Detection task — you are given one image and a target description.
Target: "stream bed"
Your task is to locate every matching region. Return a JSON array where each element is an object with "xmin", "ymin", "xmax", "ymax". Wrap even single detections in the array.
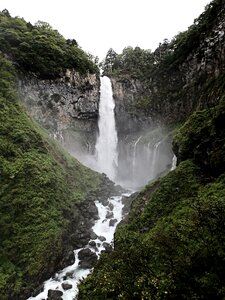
[{"xmin": 28, "ymin": 193, "xmax": 130, "ymax": 300}]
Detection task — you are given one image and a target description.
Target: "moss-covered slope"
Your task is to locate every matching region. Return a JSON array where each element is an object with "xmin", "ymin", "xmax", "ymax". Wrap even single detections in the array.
[{"xmin": 0, "ymin": 53, "xmax": 110, "ymax": 299}]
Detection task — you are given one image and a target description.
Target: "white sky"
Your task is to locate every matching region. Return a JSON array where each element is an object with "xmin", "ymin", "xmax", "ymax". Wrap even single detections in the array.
[{"xmin": 0, "ymin": 0, "xmax": 211, "ymax": 60}]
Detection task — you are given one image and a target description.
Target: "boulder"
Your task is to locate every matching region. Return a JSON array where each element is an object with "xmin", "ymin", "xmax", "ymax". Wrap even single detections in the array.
[
  {"xmin": 62, "ymin": 282, "xmax": 73, "ymax": 290},
  {"xmin": 78, "ymin": 248, "xmax": 98, "ymax": 268},
  {"xmin": 102, "ymin": 242, "xmax": 112, "ymax": 252},
  {"xmin": 106, "ymin": 211, "xmax": 114, "ymax": 219},
  {"xmin": 109, "ymin": 219, "xmax": 117, "ymax": 227},
  {"xmin": 98, "ymin": 235, "xmax": 106, "ymax": 242},
  {"xmin": 47, "ymin": 289, "xmax": 63, "ymax": 300},
  {"xmin": 89, "ymin": 240, "xmax": 96, "ymax": 247}
]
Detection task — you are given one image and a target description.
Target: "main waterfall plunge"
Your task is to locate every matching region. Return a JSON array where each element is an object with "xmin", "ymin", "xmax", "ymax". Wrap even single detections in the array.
[
  {"xmin": 95, "ymin": 76, "xmax": 118, "ymax": 181},
  {"xmin": 67, "ymin": 75, "xmax": 174, "ymax": 189}
]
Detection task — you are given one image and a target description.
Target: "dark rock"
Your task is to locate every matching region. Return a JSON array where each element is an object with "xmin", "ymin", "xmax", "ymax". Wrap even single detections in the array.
[
  {"xmin": 102, "ymin": 242, "xmax": 112, "ymax": 252},
  {"xmin": 99, "ymin": 236, "xmax": 106, "ymax": 242},
  {"xmin": 63, "ymin": 271, "xmax": 74, "ymax": 280},
  {"xmin": 89, "ymin": 240, "xmax": 96, "ymax": 247},
  {"xmin": 108, "ymin": 202, "xmax": 114, "ymax": 211},
  {"xmin": 78, "ymin": 248, "xmax": 98, "ymax": 268},
  {"xmin": 47, "ymin": 289, "xmax": 63, "ymax": 300},
  {"xmin": 63, "ymin": 250, "xmax": 75, "ymax": 266},
  {"xmin": 101, "ymin": 198, "xmax": 109, "ymax": 206},
  {"xmin": 62, "ymin": 282, "xmax": 73, "ymax": 290},
  {"xmin": 109, "ymin": 218, "xmax": 117, "ymax": 227},
  {"xmin": 90, "ymin": 230, "xmax": 98, "ymax": 240},
  {"xmin": 106, "ymin": 211, "xmax": 114, "ymax": 219},
  {"xmin": 122, "ymin": 193, "xmax": 136, "ymax": 216}
]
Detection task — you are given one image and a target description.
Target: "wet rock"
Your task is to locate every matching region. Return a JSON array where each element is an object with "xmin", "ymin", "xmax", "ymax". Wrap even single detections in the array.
[
  {"xmin": 109, "ymin": 218, "xmax": 117, "ymax": 227},
  {"xmin": 47, "ymin": 289, "xmax": 63, "ymax": 300},
  {"xmin": 101, "ymin": 198, "xmax": 109, "ymax": 206},
  {"xmin": 63, "ymin": 271, "xmax": 74, "ymax": 280},
  {"xmin": 99, "ymin": 235, "xmax": 106, "ymax": 242},
  {"xmin": 108, "ymin": 202, "xmax": 114, "ymax": 211},
  {"xmin": 31, "ymin": 284, "xmax": 44, "ymax": 297},
  {"xmin": 106, "ymin": 211, "xmax": 114, "ymax": 219},
  {"xmin": 122, "ymin": 193, "xmax": 136, "ymax": 216},
  {"xmin": 89, "ymin": 240, "xmax": 96, "ymax": 247},
  {"xmin": 90, "ymin": 230, "xmax": 98, "ymax": 240},
  {"xmin": 102, "ymin": 242, "xmax": 112, "ymax": 252},
  {"xmin": 62, "ymin": 282, "xmax": 73, "ymax": 290},
  {"xmin": 78, "ymin": 248, "xmax": 98, "ymax": 269},
  {"xmin": 63, "ymin": 250, "xmax": 75, "ymax": 266}
]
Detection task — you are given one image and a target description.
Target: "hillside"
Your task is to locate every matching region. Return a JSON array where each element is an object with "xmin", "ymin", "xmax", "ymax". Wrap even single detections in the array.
[{"xmin": 78, "ymin": 0, "xmax": 225, "ymax": 299}]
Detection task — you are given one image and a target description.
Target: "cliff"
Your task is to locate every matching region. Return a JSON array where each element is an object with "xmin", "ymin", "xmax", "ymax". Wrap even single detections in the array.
[{"xmin": 18, "ymin": 69, "xmax": 100, "ymax": 156}]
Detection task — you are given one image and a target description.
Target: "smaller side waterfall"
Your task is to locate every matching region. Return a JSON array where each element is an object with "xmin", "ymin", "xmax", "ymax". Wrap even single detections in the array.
[
  {"xmin": 95, "ymin": 76, "xmax": 118, "ymax": 181},
  {"xmin": 132, "ymin": 136, "xmax": 142, "ymax": 179},
  {"xmin": 171, "ymin": 154, "xmax": 177, "ymax": 170},
  {"xmin": 151, "ymin": 140, "xmax": 162, "ymax": 178}
]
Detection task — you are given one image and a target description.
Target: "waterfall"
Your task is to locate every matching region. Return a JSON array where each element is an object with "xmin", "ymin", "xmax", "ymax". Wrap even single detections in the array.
[
  {"xmin": 132, "ymin": 136, "xmax": 142, "ymax": 180},
  {"xmin": 151, "ymin": 140, "xmax": 162, "ymax": 179},
  {"xmin": 171, "ymin": 154, "xmax": 177, "ymax": 170},
  {"xmin": 95, "ymin": 76, "xmax": 118, "ymax": 181}
]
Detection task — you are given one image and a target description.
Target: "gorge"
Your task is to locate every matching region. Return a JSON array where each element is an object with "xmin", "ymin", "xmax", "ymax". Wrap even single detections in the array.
[{"xmin": 1, "ymin": 0, "xmax": 225, "ymax": 299}]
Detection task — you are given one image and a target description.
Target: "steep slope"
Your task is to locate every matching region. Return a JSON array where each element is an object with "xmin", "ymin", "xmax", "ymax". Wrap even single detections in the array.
[
  {"xmin": 0, "ymin": 53, "xmax": 114, "ymax": 299},
  {"xmin": 78, "ymin": 1, "xmax": 225, "ymax": 299}
]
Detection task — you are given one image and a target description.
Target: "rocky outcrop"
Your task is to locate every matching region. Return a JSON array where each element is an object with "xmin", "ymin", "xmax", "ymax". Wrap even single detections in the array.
[
  {"xmin": 17, "ymin": 69, "xmax": 100, "ymax": 155},
  {"xmin": 111, "ymin": 77, "xmax": 152, "ymax": 138}
]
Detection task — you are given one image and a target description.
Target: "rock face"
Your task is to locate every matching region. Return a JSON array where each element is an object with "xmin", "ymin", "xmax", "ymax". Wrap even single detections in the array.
[
  {"xmin": 17, "ymin": 69, "xmax": 100, "ymax": 157},
  {"xmin": 111, "ymin": 77, "xmax": 152, "ymax": 138}
]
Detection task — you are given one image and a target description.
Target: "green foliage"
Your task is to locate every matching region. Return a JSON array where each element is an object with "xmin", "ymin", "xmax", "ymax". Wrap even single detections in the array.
[
  {"xmin": 0, "ymin": 12, "xmax": 98, "ymax": 78},
  {"xmin": 0, "ymin": 53, "xmax": 103, "ymax": 298},
  {"xmin": 173, "ymin": 95, "xmax": 225, "ymax": 176},
  {"xmin": 101, "ymin": 46, "xmax": 153, "ymax": 79}
]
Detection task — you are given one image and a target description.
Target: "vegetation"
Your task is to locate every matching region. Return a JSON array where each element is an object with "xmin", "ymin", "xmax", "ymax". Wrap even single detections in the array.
[
  {"xmin": 0, "ymin": 53, "xmax": 104, "ymax": 299},
  {"xmin": 0, "ymin": 9, "xmax": 98, "ymax": 79}
]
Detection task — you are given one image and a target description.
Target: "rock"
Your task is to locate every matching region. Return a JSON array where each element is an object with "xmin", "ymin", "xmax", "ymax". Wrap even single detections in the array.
[
  {"xmin": 47, "ymin": 289, "xmax": 63, "ymax": 300},
  {"xmin": 89, "ymin": 240, "xmax": 96, "ymax": 247},
  {"xmin": 63, "ymin": 271, "xmax": 74, "ymax": 280},
  {"xmin": 64, "ymin": 250, "xmax": 75, "ymax": 266},
  {"xmin": 78, "ymin": 248, "xmax": 98, "ymax": 269},
  {"xmin": 109, "ymin": 218, "xmax": 117, "ymax": 227},
  {"xmin": 62, "ymin": 282, "xmax": 73, "ymax": 290},
  {"xmin": 101, "ymin": 198, "xmax": 109, "ymax": 206},
  {"xmin": 108, "ymin": 202, "xmax": 114, "ymax": 211},
  {"xmin": 90, "ymin": 230, "xmax": 98, "ymax": 240},
  {"xmin": 102, "ymin": 242, "xmax": 112, "ymax": 252},
  {"xmin": 99, "ymin": 235, "xmax": 106, "ymax": 242},
  {"xmin": 106, "ymin": 211, "xmax": 114, "ymax": 219}
]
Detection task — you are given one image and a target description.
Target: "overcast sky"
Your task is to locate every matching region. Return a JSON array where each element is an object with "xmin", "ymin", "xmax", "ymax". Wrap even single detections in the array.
[{"xmin": 0, "ymin": 0, "xmax": 211, "ymax": 60}]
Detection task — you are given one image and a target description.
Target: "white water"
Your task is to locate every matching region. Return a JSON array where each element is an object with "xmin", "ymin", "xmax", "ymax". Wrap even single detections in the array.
[
  {"xmin": 171, "ymin": 154, "xmax": 177, "ymax": 170},
  {"xmin": 27, "ymin": 194, "xmax": 129, "ymax": 300},
  {"xmin": 132, "ymin": 136, "xmax": 142, "ymax": 179},
  {"xmin": 95, "ymin": 76, "xmax": 118, "ymax": 181},
  {"xmin": 151, "ymin": 140, "xmax": 162, "ymax": 178}
]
